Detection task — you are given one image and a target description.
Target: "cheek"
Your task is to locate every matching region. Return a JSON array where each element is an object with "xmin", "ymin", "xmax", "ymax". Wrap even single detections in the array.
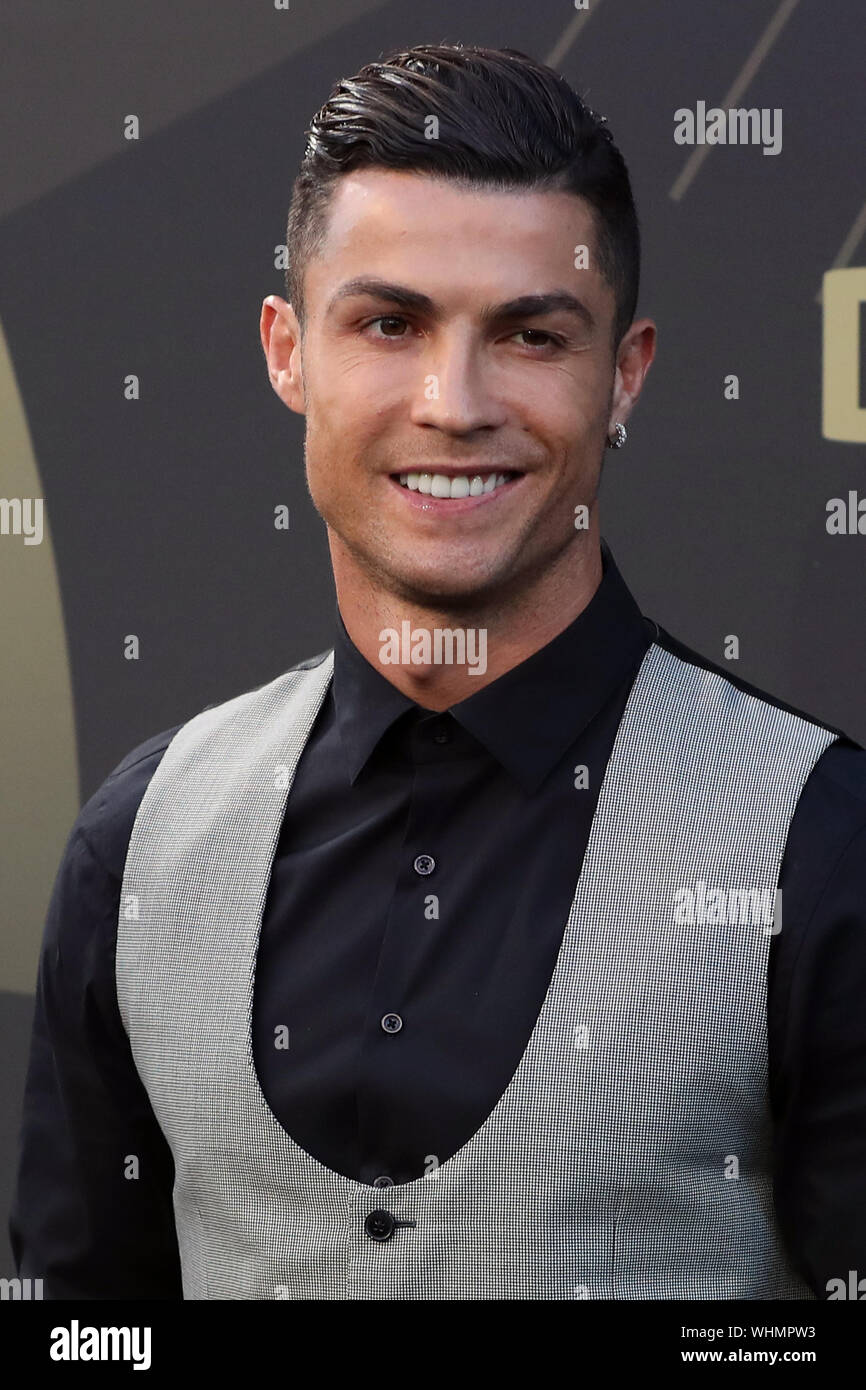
[
  {"xmin": 307, "ymin": 362, "xmax": 386, "ymax": 442},
  {"xmin": 523, "ymin": 363, "xmax": 604, "ymax": 424},
  {"xmin": 522, "ymin": 399, "xmax": 601, "ymax": 462},
  {"xmin": 303, "ymin": 403, "xmax": 375, "ymax": 506}
]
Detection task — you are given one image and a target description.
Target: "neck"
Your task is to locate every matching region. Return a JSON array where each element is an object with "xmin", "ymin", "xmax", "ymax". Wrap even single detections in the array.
[{"xmin": 331, "ymin": 531, "xmax": 604, "ymax": 711}]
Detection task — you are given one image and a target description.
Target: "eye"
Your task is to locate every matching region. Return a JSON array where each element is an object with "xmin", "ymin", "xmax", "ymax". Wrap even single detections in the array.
[
  {"xmin": 512, "ymin": 329, "xmax": 563, "ymax": 351},
  {"xmin": 358, "ymin": 318, "xmax": 564, "ymax": 351},
  {"xmin": 361, "ymin": 315, "xmax": 411, "ymax": 341}
]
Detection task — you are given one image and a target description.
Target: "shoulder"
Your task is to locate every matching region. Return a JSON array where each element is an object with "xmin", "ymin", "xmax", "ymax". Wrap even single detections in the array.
[
  {"xmin": 72, "ymin": 723, "xmax": 186, "ymax": 884},
  {"xmin": 651, "ymin": 620, "xmax": 866, "ymax": 831},
  {"xmin": 652, "ymin": 623, "xmax": 857, "ymax": 743},
  {"xmin": 75, "ymin": 650, "xmax": 334, "ymax": 881}
]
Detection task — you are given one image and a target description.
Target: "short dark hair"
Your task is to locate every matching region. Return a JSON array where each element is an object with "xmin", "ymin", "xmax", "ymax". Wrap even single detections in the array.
[{"xmin": 285, "ymin": 42, "xmax": 641, "ymax": 355}]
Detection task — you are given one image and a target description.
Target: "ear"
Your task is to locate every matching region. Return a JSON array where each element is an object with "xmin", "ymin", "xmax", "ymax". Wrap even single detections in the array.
[
  {"xmin": 608, "ymin": 317, "xmax": 656, "ymax": 432},
  {"xmin": 259, "ymin": 295, "xmax": 306, "ymax": 415}
]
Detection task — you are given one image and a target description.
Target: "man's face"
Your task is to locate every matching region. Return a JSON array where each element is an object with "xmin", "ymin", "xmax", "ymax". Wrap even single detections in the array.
[{"xmin": 265, "ymin": 169, "xmax": 650, "ymax": 610}]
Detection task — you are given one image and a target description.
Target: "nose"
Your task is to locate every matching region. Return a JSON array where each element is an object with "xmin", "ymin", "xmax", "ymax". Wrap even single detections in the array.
[{"xmin": 408, "ymin": 331, "xmax": 508, "ymax": 435}]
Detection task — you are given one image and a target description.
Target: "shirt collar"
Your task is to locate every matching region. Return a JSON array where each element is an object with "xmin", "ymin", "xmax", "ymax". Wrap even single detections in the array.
[{"xmin": 331, "ymin": 537, "xmax": 654, "ymax": 794}]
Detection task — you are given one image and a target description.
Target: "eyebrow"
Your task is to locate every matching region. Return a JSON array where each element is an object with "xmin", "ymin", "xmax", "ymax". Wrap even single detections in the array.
[{"xmin": 325, "ymin": 277, "xmax": 597, "ymax": 332}]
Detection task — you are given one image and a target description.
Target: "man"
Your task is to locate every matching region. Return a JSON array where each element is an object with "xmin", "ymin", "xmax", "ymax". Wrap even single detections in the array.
[{"xmin": 10, "ymin": 42, "xmax": 866, "ymax": 1300}]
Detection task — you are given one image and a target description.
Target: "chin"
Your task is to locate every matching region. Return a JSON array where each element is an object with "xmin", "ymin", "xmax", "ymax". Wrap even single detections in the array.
[{"xmin": 386, "ymin": 564, "xmax": 504, "ymax": 610}]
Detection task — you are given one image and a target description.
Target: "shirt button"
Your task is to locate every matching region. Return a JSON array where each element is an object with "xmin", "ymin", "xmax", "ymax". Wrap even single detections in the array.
[
  {"xmin": 381, "ymin": 1013, "xmax": 403, "ymax": 1034},
  {"xmin": 373, "ymin": 1175, "xmax": 394, "ymax": 1188},
  {"xmin": 364, "ymin": 1209, "xmax": 396, "ymax": 1242},
  {"xmin": 413, "ymin": 854, "xmax": 435, "ymax": 875},
  {"xmin": 432, "ymin": 721, "xmax": 450, "ymax": 744}
]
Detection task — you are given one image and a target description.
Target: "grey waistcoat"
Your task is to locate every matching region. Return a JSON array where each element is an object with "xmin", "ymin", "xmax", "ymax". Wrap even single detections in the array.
[{"xmin": 116, "ymin": 640, "xmax": 836, "ymax": 1299}]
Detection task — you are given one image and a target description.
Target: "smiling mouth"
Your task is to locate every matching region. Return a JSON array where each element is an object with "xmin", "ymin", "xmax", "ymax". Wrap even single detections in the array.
[{"xmin": 391, "ymin": 470, "xmax": 523, "ymax": 499}]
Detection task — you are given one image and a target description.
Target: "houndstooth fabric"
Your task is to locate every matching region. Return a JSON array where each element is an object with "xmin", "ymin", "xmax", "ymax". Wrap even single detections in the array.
[{"xmin": 116, "ymin": 641, "xmax": 837, "ymax": 1299}]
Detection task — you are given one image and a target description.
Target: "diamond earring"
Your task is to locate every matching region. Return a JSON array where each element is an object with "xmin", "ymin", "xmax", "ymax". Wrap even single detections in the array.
[{"xmin": 606, "ymin": 422, "xmax": 627, "ymax": 449}]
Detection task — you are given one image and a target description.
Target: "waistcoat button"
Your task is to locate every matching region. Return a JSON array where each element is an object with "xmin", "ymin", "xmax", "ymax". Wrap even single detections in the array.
[
  {"xmin": 364, "ymin": 1209, "xmax": 396, "ymax": 1242},
  {"xmin": 413, "ymin": 854, "xmax": 435, "ymax": 875},
  {"xmin": 381, "ymin": 1012, "xmax": 403, "ymax": 1034}
]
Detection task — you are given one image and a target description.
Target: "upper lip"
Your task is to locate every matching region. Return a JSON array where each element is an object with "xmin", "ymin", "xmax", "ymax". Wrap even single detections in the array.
[{"xmin": 388, "ymin": 465, "xmax": 524, "ymax": 477}]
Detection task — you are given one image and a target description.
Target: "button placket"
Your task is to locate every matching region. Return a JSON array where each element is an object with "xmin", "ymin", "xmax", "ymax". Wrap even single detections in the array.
[{"xmin": 353, "ymin": 731, "xmax": 454, "ymax": 1191}]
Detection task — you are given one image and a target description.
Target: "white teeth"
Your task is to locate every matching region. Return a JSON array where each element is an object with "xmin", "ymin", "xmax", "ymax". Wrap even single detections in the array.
[{"xmin": 397, "ymin": 472, "xmax": 512, "ymax": 498}]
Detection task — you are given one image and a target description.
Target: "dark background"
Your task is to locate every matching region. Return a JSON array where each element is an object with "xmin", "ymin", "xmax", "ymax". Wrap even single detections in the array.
[{"xmin": 1, "ymin": 0, "xmax": 864, "ymax": 1277}]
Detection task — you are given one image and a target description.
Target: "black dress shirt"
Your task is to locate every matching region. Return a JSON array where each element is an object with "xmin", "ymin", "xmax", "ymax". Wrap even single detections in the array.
[{"xmin": 9, "ymin": 538, "xmax": 866, "ymax": 1299}]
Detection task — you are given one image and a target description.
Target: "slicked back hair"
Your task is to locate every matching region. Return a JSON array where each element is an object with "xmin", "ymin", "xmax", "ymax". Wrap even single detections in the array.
[{"xmin": 285, "ymin": 42, "xmax": 641, "ymax": 356}]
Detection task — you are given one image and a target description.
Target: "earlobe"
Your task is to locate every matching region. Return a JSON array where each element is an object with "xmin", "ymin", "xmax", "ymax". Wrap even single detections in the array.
[{"xmin": 271, "ymin": 356, "xmax": 307, "ymax": 417}]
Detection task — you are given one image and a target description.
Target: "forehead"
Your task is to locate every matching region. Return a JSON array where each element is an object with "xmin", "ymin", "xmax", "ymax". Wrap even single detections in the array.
[{"xmin": 308, "ymin": 168, "xmax": 603, "ymax": 298}]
